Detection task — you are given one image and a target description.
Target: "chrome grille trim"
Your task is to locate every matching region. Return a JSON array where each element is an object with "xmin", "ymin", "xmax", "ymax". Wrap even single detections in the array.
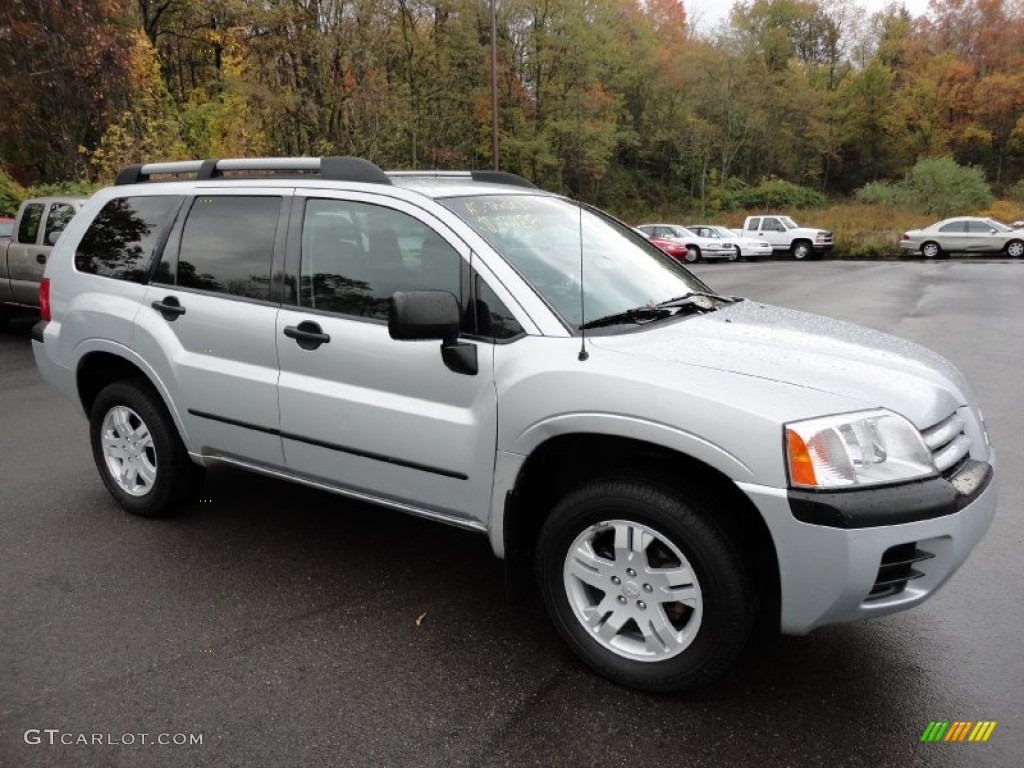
[
  {"xmin": 921, "ymin": 411, "xmax": 972, "ymax": 474},
  {"xmin": 922, "ymin": 414, "xmax": 966, "ymax": 450}
]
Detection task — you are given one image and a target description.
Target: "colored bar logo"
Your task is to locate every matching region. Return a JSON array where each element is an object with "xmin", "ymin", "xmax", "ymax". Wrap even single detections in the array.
[{"xmin": 921, "ymin": 721, "xmax": 997, "ymax": 742}]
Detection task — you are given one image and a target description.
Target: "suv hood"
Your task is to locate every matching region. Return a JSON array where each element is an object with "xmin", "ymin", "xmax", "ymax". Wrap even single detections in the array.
[{"xmin": 591, "ymin": 301, "xmax": 970, "ymax": 428}]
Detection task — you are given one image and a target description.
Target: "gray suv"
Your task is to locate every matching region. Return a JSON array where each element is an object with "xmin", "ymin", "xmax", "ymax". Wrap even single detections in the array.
[{"xmin": 32, "ymin": 157, "xmax": 997, "ymax": 692}]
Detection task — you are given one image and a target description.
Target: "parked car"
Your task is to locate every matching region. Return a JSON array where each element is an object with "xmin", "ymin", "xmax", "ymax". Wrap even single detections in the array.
[
  {"xmin": 1, "ymin": 196, "xmax": 87, "ymax": 328},
  {"xmin": 899, "ymin": 217, "xmax": 1024, "ymax": 258},
  {"xmin": 633, "ymin": 227, "xmax": 689, "ymax": 260},
  {"xmin": 686, "ymin": 224, "xmax": 773, "ymax": 260},
  {"xmin": 635, "ymin": 223, "xmax": 737, "ymax": 262},
  {"xmin": 739, "ymin": 215, "xmax": 833, "ymax": 259},
  {"xmin": 34, "ymin": 156, "xmax": 996, "ymax": 692}
]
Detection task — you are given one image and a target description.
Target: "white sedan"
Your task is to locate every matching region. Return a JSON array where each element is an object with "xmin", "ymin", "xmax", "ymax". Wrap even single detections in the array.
[
  {"xmin": 686, "ymin": 224, "xmax": 774, "ymax": 260},
  {"xmin": 900, "ymin": 217, "xmax": 1024, "ymax": 258},
  {"xmin": 635, "ymin": 223, "xmax": 737, "ymax": 262}
]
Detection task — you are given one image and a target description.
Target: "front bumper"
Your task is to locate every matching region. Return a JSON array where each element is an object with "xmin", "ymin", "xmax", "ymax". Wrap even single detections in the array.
[{"xmin": 738, "ymin": 452, "xmax": 997, "ymax": 634}]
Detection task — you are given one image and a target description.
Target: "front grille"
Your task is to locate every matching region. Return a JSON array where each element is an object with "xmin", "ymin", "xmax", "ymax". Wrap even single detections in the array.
[
  {"xmin": 867, "ymin": 543, "xmax": 934, "ymax": 600},
  {"xmin": 921, "ymin": 411, "xmax": 971, "ymax": 477}
]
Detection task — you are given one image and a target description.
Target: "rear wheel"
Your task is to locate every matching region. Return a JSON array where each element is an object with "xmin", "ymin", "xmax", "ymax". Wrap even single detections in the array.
[
  {"xmin": 535, "ymin": 479, "xmax": 753, "ymax": 692},
  {"xmin": 1006, "ymin": 239, "xmax": 1023, "ymax": 258},
  {"xmin": 921, "ymin": 241, "xmax": 941, "ymax": 259},
  {"xmin": 89, "ymin": 380, "xmax": 204, "ymax": 517}
]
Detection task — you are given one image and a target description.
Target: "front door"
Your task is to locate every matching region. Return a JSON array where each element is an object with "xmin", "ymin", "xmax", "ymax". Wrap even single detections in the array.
[{"xmin": 276, "ymin": 192, "xmax": 498, "ymax": 524}]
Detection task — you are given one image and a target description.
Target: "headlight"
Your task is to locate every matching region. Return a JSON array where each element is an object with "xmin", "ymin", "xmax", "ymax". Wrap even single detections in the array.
[{"xmin": 785, "ymin": 409, "xmax": 935, "ymax": 489}]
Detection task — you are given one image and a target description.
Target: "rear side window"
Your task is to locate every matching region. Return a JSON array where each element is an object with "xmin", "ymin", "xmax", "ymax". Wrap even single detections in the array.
[
  {"xmin": 18, "ymin": 203, "xmax": 44, "ymax": 244},
  {"xmin": 75, "ymin": 196, "xmax": 181, "ymax": 282},
  {"xmin": 176, "ymin": 196, "xmax": 281, "ymax": 300},
  {"xmin": 939, "ymin": 221, "xmax": 965, "ymax": 233}
]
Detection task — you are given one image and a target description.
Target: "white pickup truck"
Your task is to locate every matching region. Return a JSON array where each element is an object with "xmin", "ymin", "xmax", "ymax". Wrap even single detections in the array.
[
  {"xmin": 1, "ymin": 196, "xmax": 86, "ymax": 328},
  {"xmin": 739, "ymin": 215, "xmax": 833, "ymax": 260}
]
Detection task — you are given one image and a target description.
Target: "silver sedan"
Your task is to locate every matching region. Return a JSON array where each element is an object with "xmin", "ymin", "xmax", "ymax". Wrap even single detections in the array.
[{"xmin": 899, "ymin": 217, "xmax": 1024, "ymax": 258}]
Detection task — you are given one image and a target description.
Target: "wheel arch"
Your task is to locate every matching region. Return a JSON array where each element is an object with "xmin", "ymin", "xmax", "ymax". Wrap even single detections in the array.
[
  {"xmin": 76, "ymin": 347, "xmax": 192, "ymax": 450},
  {"xmin": 500, "ymin": 432, "xmax": 780, "ymax": 625}
]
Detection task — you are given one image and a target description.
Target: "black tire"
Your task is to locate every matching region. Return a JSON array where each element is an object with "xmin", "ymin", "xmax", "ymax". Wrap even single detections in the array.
[
  {"xmin": 1005, "ymin": 239, "xmax": 1024, "ymax": 259},
  {"xmin": 89, "ymin": 379, "xmax": 204, "ymax": 517},
  {"xmin": 535, "ymin": 479, "xmax": 753, "ymax": 692},
  {"xmin": 921, "ymin": 241, "xmax": 941, "ymax": 259},
  {"xmin": 791, "ymin": 240, "xmax": 812, "ymax": 260},
  {"xmin": 684, "ymin": 245, "xmax": 700, "ymax": 263}
]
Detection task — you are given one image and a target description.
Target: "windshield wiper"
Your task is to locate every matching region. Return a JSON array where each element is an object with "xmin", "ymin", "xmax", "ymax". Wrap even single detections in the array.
[
  {"xmin": 655, "ymin": 291, "xmax": 741, "ymax": 308},
  {"xmin": 578, "ymin": 306, "xmax": 673, "ymax": 330},
  {"xmin": 579, "ymin": 293, "xmax": 741, "ymax": 331}
]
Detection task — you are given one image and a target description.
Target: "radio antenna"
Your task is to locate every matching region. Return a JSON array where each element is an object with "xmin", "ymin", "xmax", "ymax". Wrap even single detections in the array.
[{"xmin": 575, "ymin": 56, "xmax": 589, "ymax": 362}]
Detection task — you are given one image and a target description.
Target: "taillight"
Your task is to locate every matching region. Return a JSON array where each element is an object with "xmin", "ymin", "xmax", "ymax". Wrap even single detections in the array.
[
  {"xmin": 40, "ymin": 277, "xmax": 51, "ymax": 321},
  {"xmin": 901, "ymin": 232, "xmax": 909, "ymax": 240}
]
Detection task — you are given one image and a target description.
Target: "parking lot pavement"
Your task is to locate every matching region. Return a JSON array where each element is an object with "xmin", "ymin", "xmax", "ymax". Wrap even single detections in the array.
[{"xmin": 2, "ymin": 261, "xmax": 1022, "ymax": 767}]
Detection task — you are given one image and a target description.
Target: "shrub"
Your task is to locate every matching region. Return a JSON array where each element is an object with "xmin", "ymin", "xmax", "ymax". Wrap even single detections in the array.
[
  {"xmin": 0, "ymin": 167, "xmax": 25, "ymax": 217},
  {"xmin": 718, "ymin": 178, "xmax": 827, "ymax": 211}
]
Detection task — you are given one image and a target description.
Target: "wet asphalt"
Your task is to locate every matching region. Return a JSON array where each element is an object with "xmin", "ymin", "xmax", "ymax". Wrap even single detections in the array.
[{"xmin": 1, "ymin": 260, "xmax": 1021, "ymax": 767}]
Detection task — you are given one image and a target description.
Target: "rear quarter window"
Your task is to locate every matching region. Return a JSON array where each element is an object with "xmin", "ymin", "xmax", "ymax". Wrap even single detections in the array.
[{"xmin": 75, "ymin": 196, "xmax": 183, "ymax": 283}]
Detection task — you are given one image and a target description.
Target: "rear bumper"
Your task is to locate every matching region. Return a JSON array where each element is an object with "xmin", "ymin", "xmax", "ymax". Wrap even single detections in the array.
[{"xmin": 738, "ymin": 452, "xmax": 997, "ymax": 634}]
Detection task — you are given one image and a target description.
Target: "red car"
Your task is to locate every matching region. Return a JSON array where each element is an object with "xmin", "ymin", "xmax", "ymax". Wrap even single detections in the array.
[{"xmin": 645, "ymin": 233, "xmax": 688, "ymax": 260}]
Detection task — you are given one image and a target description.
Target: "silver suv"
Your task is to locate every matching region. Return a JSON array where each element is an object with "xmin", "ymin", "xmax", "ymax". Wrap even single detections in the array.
[{"xmin": 32, "ymin": 157, "xmax": 997, "ymax": 692}]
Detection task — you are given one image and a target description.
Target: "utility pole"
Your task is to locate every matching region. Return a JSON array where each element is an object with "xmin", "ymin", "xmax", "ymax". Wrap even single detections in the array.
[{"xmin": 490, "ymin": 0, "xmax": 499, "ymax": 170}]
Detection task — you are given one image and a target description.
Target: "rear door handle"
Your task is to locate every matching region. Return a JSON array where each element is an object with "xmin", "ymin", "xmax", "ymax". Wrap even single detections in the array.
[
  {"xmin": 284, "ymin": 320, "xmax": 330, "ymax": 350},
  {"xmin": 152, "ymin": 296, "xmax": 186, "ymax": 321}
]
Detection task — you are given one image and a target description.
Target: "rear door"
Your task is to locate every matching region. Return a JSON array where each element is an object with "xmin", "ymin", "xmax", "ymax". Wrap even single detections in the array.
[
  {"xmin": 5, "ymin": 201, "xmax": 46, "ymax": 304},
  {"xmin": 135, "ymin": 190, "xmax": 289, "ymax": 468},
  {"xmin": 938, "ymin": 220, "xmax": 967, "ymax": 252},
  {"xmin": 275, "ymin": 191, "xmax": 499, "ymax": 524}
]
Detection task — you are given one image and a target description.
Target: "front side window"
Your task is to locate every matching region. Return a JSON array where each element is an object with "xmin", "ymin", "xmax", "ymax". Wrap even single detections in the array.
[
  {"xmin": 44, "ymin": 203, "xmax": 77, "ymax": 244},
  {"xmin": 175, "ymin": 196, "xmax": 281, "ymax": 300},
  {"xmin": 441, "ymin": 195, "xmax": 709, "ymax": 330},
  {"xmin": 762, "ymin": 218, "xmax": 784, "ymax": 232},
  {"xmin": 473, "ymin": 276, "xmax": 523, "ymax": 340},
  {"xmin": 18, "ymin": 203, "xmax": 44, "ymax": 244},
  {"xmin": 299, "ymin": 198, "xmax": 461, "ymax": 321},
  {"xmin": 75, "ymin": 196, "xmax": 181, "ymax": 282}
]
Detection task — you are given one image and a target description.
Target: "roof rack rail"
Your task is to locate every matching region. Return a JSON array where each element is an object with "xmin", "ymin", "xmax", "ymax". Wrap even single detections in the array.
[
  {"xmin": 114, "ymin": 156, "xmax": 392, "ymax": 186},
  {"xmin": 386, "ymin": 170, "xmax": 537, "ymax": 190}
]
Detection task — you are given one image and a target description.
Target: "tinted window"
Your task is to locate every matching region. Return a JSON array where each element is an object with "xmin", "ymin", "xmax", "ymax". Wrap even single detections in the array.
[
  {"xmin": 176, "ymin": 196, "xmax": 280, "ymax": 300},
  {"xmin": 474, "ymin": 276, "xmax": 523, "ymax": 340},
  {"xmin": 966, "ymin": 220, "xmax": 994, "ymax": 233},
  {"xmin": 762, "ymin": 218, "xmax": 784, "ymax": 232},
  {"xmin": 44, "ymin": 203, "xmax": 77, "ymax": 244},
  {"xmin": 18, "ymin": 203, "xmax": 44, "ymax": 244},
  {"xmin": 748, "ymin": 218, "xmax": 761, "ymax": 229},
  {"xmin": 300, "ymin": 199, "xmax": 461, "ymax": 321},
  {"xmin": 75, "ymin": 196, "xmax": 181, "ymax": 282},
  {"xmin": 939, "ymin": 221, "xmax": 965, "ymax": 233}
]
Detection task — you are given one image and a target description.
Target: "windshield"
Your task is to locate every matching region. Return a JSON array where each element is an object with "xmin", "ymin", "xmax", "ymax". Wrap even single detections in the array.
[
  {"xmin": 987, "ymin": 219, "xmax": 1013, "ymax": 232},
  {"xmin": 442, "ymin": 195, "xmax": 710, "ymax": 330},
  {"xmin": 779, "ymin": 217, "xmax": 798, "ymax": 230}
]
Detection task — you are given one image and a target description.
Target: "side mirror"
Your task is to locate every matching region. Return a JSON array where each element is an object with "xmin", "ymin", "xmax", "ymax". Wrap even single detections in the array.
[
  {"xmin": 389, "ymin": 291, "xmax": 477, "ymax": 376},
  {"xmin": 389, "ymin": 291, "xmax": 461, "ymax": 342},
  {"xmin": 46, "ymin": 230, "xmax": 62, "ymax": 245}
]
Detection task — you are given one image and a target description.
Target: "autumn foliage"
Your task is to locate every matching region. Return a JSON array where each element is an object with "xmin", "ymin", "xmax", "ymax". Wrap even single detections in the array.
[{"xmin": 2, "ymin": 0, "xmax": 1024, "ymax": 217}]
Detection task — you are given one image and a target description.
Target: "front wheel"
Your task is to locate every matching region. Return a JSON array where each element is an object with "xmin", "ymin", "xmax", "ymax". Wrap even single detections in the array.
[
  {"xmin": 684, "ymin": 245, "xmax": 700, "ymax": 263},
  {"xmin": 791, "ymin": 241, "xmax": 812, "ymax": 260},
  {"xmin": 535, "ymin": 479, "xmax": 753, "ymax": 692},
  {"xmin": 89, "ymin": 379, "xmax": 204, "ymax": 517}
]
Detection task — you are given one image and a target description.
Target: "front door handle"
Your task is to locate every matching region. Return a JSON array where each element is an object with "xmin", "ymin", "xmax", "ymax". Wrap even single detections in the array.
[
  {"xmin": 152, "ymin": 296, "xmax": 186, "ymax": 321},
  {"xmin": 284, "ymin": 320, "xmax": 330, "ymax": 350},
  {"xmin": 36, "ymin": 253, "xmax": 47, "ymax": 264}
]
